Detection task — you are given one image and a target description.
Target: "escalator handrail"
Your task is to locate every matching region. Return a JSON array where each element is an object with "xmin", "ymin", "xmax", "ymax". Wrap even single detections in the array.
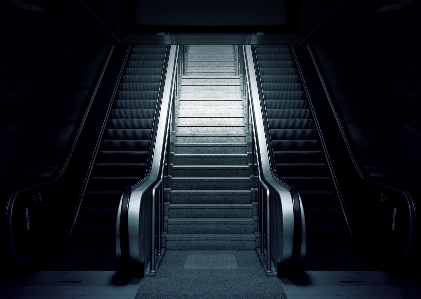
[
  {"xmin": 116, "ymin": 45, "xmax": 178, "ymax": 266},
  {"xmin": 4, "ymin": 45, "xmax": 120, "ymax": 265},
  {"xmin": 243, "ymin": 45, "xmax": 305, "ymax": 266},
  {"xmin": 295, "ymin": 44, "xmax": 417, "ymax": 265},
  {"xmin": 146, "ymin": 46, "xmax": 170, "ymax": 173}
]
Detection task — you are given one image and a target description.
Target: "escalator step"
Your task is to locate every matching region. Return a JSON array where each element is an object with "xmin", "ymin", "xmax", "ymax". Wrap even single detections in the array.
[
  {"xmin": 129, "ymin": 54, "xmax": 165, "ymax": 61},
  {"xmin": 110, "ymin": 108, "xmax": 156, "ymax": 119},
  {"xmin": 260, "ymin": 75, "xmax": 300, "ymax": 83},
  {"xmin": 88, "ymin": 176, "xmax": 143, "ymax": 191},
  {"xmin": 258, "ymin": 61, "xmax": 295, "ymax": 68},
  {"xmin": 107, "ymin": 118, "xmax": 154, "ymax": 129},
  {"xmin": 113, "ymin": 99, "xmax": 157, "ymax": 109},
  {"xmin": 279, "ymin": 176, "xmax": 334, "ymax": 191},
  {"xmin": 122, "ymin": 75, "xmax": 162, "ymax": 83},
  {"xmin": 117, "ymin": 91, "xmax": 159, "ymax": 101},
  {"xmin": 266, "ymin": 109, "xmax": 311, "ymax": 119},
  {"xmin": 271, "ymin": 139, "xmax": 320, "ymax": 151},
  {"xmin": 124, "ymin": 68, "xmax": 163, "ymax": 76},
  {"xmin": 274, "ymin": 150, "xmax": 325, "ymax": 163},
  {"xmin": 256, "ymin": 54, "xmax": 294, "ymax": 61},
  {"xmin": 127, "ymin": 61, "xmax": 164, "ymax": 68},
  {"xmin": 263, "ymin": 91, "xmax": 306, "ymax": 100},
  {"xmin": 83, "ymin": 190, "xmax": 123, "ymax": 206},
  {"xmin": 96, "ymin": 150, "xmax": 149, "ymax": 163},
  {"xmin": 254, "ymin": 48, "xmax": 291, "ymax": 54},
  {"xmin": 259, "ymin": 68, "xmax": 298, "ymax": 76},
  {"xmin": 262, "ymin": 83, "xmax": 302, "ymax": 91},
  {"xmin": 92, "ymin": 163, "xmax": 148, "ymax": 177},
  {"xmin": 268, "ymin": 119, "xmax": 314, "ymax": 129},
  {"xmin": 103, "ymin": 128, "xmax": 152, "ymax": 140},
  {"xmin": 100, "ymin": 140, "xmax": 150, "ymax": 151},
  {"xmin": 119, "ymin": 83, "xmax": 160, "ymax": 91},
  {"xmin": 269, "ymin": 128, "xmax": 317, "ymax": 140},
  {"xmin": 275, "ymin": 163, "xmax": 329, "ymax": 177}
]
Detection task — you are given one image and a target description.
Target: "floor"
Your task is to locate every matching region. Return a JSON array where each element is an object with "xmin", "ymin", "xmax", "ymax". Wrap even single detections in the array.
[{"xmin": 1, "ymin": 250, "xmax": 420, "ymax": 299}]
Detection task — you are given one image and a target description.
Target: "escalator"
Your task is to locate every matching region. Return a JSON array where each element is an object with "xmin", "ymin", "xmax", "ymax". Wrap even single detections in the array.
[
  {"xmin": 53, "ymin": 45, "xmax": 169, "ymax": 270},
  {"xmin": 254, "ymin": 45, "xmax": 376, "ymax": 270}
]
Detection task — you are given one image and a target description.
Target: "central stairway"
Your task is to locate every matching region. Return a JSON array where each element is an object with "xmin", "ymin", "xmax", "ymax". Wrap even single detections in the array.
[{"xmin": 164, "ymin": 45, "xmax": 258, "ymax": 250}]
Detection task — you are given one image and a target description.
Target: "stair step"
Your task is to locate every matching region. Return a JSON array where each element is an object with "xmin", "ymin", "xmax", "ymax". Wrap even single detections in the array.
[
  {"xmin": 169, "ymin": 190, "xmax": 252, "ymax": 204},
  {"xmin": 269, "ymin": 128, "xmax": 317, "ymax": 140},
  {"xmin": 176, "ymin": 135, "xmax": 247, "ymax": 143},
  {"xmin": 271, "ymin": 139, "xmax": 321, "ymax": 151},
  {"xmin": 274, "ymin": 163, "xmax": 330, "ymax": 176},
  {"xmin": 274, "ymin": 150, "xmax": 325, "ymax": 163},
  {"xmin": 172, "ymin": 165, "xmax": 250, "ymax": 177},
  {"xmin": 171, "ymin": 177, "xmax": 250, "ymax": 190},
  {"xmin": 279, "ymin": 176, "xmax": 334, "ymax": 191},
  {"xmin": 174, "ymin": 143, "xmax": 247, "ymax": 154},
  {"xmin": 165, "ymin": 234, "xmax": 256, "ymax": 250},
  {"xmin": 173, "ymin": 154, "xmax": 248, "ymax": 165},
  {"xmin": 177, "ymin": 117, "xmax": 244, "ymax": 126},
  {"xmin": 177, "ymin": 126, "xmax": 245, "ymax": 135},
  {"xmin": 92, "ymin": 163, "xmax": 148, "ymax": 176},
  {"xmin": 179, "ymin": 98, "xmax": 242, "ymax": 103},
  {"xmin": 167, "ymin": 218, "xmax": 255, "ymax": 234},
  {"xmin": 167, "ymin": 203, "xmax": 253, "ymax": 218}
]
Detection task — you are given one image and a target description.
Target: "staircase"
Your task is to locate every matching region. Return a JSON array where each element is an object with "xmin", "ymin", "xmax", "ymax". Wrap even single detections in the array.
[
  {"xmin": 164, "ymin": 45, "xmax": 257, "ymax": 250},
  {"xmin": 254, "ymin": 45, "xmax": 356, "ymax": 269},
  {"xmin": 64, "ymin": 46, "xmax": 167, "ymax": 269}
]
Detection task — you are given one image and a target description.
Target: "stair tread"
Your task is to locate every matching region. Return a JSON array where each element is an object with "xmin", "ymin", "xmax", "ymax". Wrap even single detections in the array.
[
  {"xmin": 169, "ymin": 203, "xmax": 253, "ymax": 208},
  {"xmin": 170, "ymin": 190, "xmax": 251, "ymax": 194},
  {"xmin": 166, "ymin": 234, "xmax": 255, "ymax": 239},
  {"xmin": 168, "ymin": 218, "xmax": 254, "ymax": 222}
]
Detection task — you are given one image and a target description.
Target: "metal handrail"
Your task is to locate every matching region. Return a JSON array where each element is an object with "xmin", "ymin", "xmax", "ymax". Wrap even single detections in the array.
[
  {"xmin": 240, "ymin": 45, "xmax": 306, "ymax": 274},
  {"xmin": 297, "ymin": 45, "xmax": 417, "ymax": 266},
  {"xmin": 4, "ymin": 45, "xmax": 126, "ymax": 266},
  {"xmin": 116, "ymin": 45, "xmax": 180, "ymax": 275}
]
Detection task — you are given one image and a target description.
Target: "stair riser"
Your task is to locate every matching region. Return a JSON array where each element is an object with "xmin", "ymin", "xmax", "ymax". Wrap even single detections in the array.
[
  {"xmin": 269, "ymin": 129, "xmax": 317, "ymax": 140},
  {"xmin": 92, "ymin": 164, "xmax": 147, "ymax": 177},
  {"xmin": 165, "ymin": 239, "xmax": 256, "ymax": 250},
  {"xmin": 167, "ymin": 222, "xmax": 255, "ymax": 234},
  {"xmin": 172, "ymin": 167, "xmax": 250, "ymax": 177},
  {"xmin": 177, "ymin": 118, "xmax": 244, "ymax": 126},
  {"xmin": 171, "ymin": 179, "xmax": 250, "ymax": 190},
  {"xmin": 274, "ymin": 151, "xmax": 325, "ymax": 163},
  {"xmin": 177, "ymin": 127, "xmax": 245, "ymax": 135},
  {"xmin": 177, "ymin": 109, "xmax": 244, "ymax": 118},
  {"xmin": 182, "ymin": 78, "xmax": 240, "ymax": 84},
  {"xmin": 275, "ymin": 164, "xmax": 330, "ymax": 177},
  {"xmin": 174, "ymin": 145, "xmax": 247, "ymax": 154},
  {"xmin": 271, "ymin": 140, "xmax": 321, "ymax": 151},
  {"xmin": 279, "ymin": 177, "xmax": 334, "ymax": 191},
  {"xmin": 88, "ymin": 177, "xmax": 142, "ymax": 191},
  {"xmin": 173, "ymin": 155, "xmax": 248, "ymax": 165},
  {"xmin": 168, "ymin": 191, "xmax": 252, "ymax": 204},
  {"xmin": 167, "ymin": 206, "xmax": 253, "ymax": 218},
  {"xmin": 176, "ymin": 136, "xmax": 247, "ymax": 143},
  {"xmin": 179, "ymin": 100, "xmax": 242, "ymax": 106}
]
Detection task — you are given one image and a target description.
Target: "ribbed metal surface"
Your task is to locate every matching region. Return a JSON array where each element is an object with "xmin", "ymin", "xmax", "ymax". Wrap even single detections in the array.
[
  {"xmin": 68, "ymin": 46, "xmax": 166, "ymax": 269},
  {"xmin": 256, "ymin": 45, "xmax": 353, "ymax": 270}
]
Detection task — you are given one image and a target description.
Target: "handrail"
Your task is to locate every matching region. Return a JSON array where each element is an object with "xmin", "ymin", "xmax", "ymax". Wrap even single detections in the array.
[
  {"xmin": 293, "ymin": 44, "xmax": 417, "ymax": 266},
  {"xmin": 146, "ymin": 46, "xmax": 170, "ymax": 173},
  {"xmin": 116, "ymin": 45, "xmax": 179, "ymax": 275},
  {"xmin": 4, "ymin": 45, "xmax": 126, "ymax": 266},
  {"xmin": 241, "ymin": 45, "xmax": 306, "ymax": 275}
]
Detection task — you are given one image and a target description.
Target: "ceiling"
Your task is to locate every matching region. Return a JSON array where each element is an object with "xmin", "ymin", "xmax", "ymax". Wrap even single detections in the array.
[{"xmin": 1, "ymin": 0, "xmax": 419, "ymax": 44}]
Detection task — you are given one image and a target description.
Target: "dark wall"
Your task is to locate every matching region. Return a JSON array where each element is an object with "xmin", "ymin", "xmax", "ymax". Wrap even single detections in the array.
[
  {"xmin": 0, "ymin": 7, "xmax": 107, "ymax": 199},
  {"xmin": 313, "ymin": 6, "xmax": 421, "ymax": 195}
]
